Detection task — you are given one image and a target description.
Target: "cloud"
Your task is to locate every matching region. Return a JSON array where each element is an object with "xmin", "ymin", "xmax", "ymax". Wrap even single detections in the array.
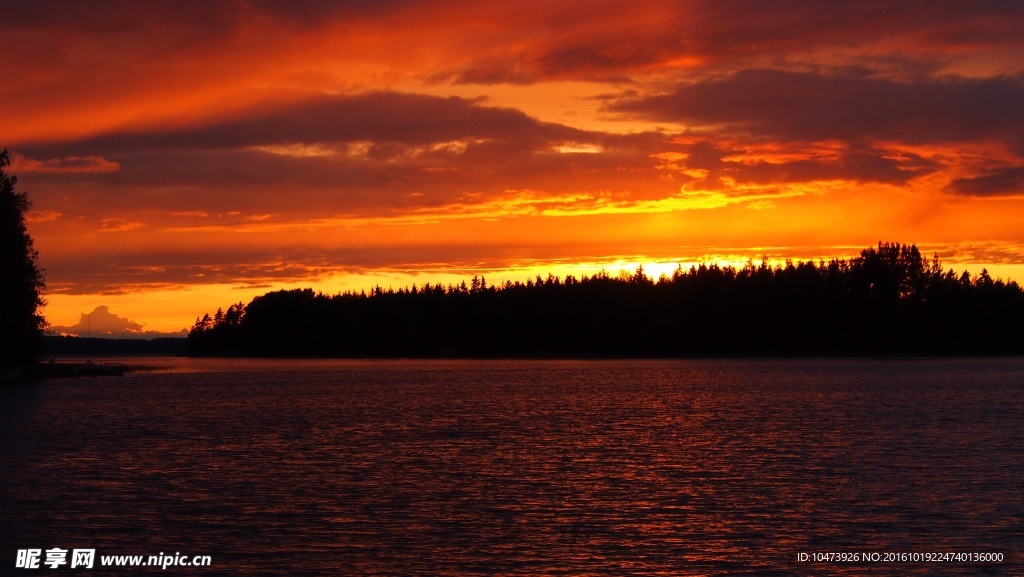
[
  {"xmin": 100, "ymin": 218, "xmax": 146, "ymax": 233},
  {"xmin": 9, "ymin": 153, "xmax": 120, "ymax": 174},
  {"xmin": 946, "ymin": 166, "xmax": 1024, "ymax": 196},
  {"xmin": 49, "ymin": 305, "xmax": 186, "ymax": 339},
  {"xmin": 733, "ymin": 148, "xmax": 936, "ymax": 186},
  {"xmin": 9, "ymin": 1, "xmax": 1022, "ymax": 149},
  {"xmin": 605, "ymin": 69, "xmax": 1024, "ymax": 193},
  {"xmin": 657, "ymin": 140, "xmax": 941, "ymax": 188},
  {"xmin": 608, "ymin": 69, "xmax": 1024, "ymax": 145},
  {"xmin": 17, "ymin": 93, "xmax": 677, "ymax": 218},
  {"xmin": 436, "ymin": 1, "xmax": 1024, "ymax": 84},
  {"xmin": 25, "ymin": 92, "xmax": 588, "ymax": 154},
  {"xmin": 6, "ymin": 0, "xmax": 425, "ymax": 33},
  {"xmin": 27, "ymin": 210, "xmax": 64, "ymax": 223}
]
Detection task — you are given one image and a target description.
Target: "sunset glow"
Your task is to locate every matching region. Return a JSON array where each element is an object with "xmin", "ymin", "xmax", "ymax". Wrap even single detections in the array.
[{"xmin": 6, "ymin": 1, "xmax": 1024, "ymax": 334}]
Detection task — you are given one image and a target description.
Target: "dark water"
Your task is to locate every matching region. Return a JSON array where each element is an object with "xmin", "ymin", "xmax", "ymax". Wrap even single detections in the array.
[{"xmin": 1, "ymin": 358, "xmax": 1021, "ymax": 575}]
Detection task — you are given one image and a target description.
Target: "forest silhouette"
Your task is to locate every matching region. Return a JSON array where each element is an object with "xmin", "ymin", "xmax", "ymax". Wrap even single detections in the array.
[{"xmin": 189, "ymin": 243, "xmax": 1024, "ymax": 358}]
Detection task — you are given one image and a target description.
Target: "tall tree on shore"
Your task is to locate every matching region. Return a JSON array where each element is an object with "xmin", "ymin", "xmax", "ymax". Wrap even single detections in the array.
[{"xmin": 1, "ymin": 149, "xmax": 47, "ymax": 368}]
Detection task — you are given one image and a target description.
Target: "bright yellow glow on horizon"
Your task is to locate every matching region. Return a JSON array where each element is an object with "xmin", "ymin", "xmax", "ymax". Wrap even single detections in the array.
[{"xmin": 43, "ymin": 255, "xmax": 1024, "ymax": 335}]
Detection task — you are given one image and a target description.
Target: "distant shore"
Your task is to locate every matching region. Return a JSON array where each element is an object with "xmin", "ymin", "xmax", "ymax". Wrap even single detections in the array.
[
  {"xmin": 187, "ymin": 244, "xmax": 1024, "ymax": 359},
  {"xmin": 41, "ymin": 335, "xmax": 188, "ymax": 357}
]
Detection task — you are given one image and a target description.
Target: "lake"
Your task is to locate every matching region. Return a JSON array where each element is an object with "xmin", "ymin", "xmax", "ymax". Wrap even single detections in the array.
[{"xmin": 1, "ymin": 358, "xmax": 1021, "ymax": 575}]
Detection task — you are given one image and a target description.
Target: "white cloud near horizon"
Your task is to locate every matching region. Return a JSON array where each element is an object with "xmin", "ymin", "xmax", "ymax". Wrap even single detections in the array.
[{"xmin": 50, "ymin": 305, "xmax": 187, "ymax": 339}]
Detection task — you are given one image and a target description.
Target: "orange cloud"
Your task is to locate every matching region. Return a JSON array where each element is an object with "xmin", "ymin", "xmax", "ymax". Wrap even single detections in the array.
[
  {"xmin": 100, "ymin": 218, "xmax": 146, "ymax": 233},
  {"xmin": 27, "ymin": 210, "xmax": 63, "ymax": 223},
  {"xmin": 9, "ymin": 153, "xmax": 120, "ymax": 174}
]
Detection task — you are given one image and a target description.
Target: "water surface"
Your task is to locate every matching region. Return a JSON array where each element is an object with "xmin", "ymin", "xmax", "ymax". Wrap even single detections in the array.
[{"xmin": 1, "ymin": 358, "xmax": 1021, "ymax": 575}]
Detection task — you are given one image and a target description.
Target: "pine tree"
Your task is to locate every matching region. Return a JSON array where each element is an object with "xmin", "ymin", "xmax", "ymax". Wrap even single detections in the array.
[{"xmin": 1, "ymin": 149, "xmax": 47, "ymax": 368}]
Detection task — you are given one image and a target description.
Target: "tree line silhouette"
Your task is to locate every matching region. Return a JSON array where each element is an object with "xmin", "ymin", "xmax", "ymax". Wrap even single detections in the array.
[{"xmin": 188, "ymin": 243, "xmax": 1024, "ymax": 357}]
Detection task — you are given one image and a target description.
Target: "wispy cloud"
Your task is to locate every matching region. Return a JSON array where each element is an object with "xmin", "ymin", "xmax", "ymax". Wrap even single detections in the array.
[
  {"xmin": 27, "ymin": 210, "xmax": 63, "ymax": 223},
  {"xmin": 10, "ymin": 152, "xmax": 120, "ymax": 174},
  {"xmin": 100, "ymin": 218, "xmax": 146, "ymax": 233}
]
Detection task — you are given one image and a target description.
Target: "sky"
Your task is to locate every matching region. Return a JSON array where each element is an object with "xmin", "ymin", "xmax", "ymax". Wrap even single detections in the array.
[{"xmin": 6, "ymin": 0, "xmax": 1024, "ymax": 336}]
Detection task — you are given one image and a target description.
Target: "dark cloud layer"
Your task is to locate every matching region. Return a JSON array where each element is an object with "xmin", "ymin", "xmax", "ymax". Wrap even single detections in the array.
[
  {"xmin": 610, "ymin": 70, "xmax": 1024, "ymax": 144},
  {"xmin": 652, "ymin": 140, "xmax": 940, "ymax": 193},
  {"xmin": 23, "ymin": 92, "xmax": 587, "ymax": 155},
  {"xmin": 443, "ymin": 0, "xmax": 1024, "ymax": 84},
  {"xmin": 7, "ymin": 0, "xmax": 422, "ymax": 34},
  {"xmin": 947, "ymin": 166, "xmax": 1024, "ymax": 196},
  {"xmin": 12, "ymin": 1, "xmax": 1024, "ymax": 91},
  {"xmin": 19, "ymin": 92, "xmax": 671, "ymax": 215},
  {"xmin": 732, "ymin": 146, "xmax": 935, "ymax": 187}
]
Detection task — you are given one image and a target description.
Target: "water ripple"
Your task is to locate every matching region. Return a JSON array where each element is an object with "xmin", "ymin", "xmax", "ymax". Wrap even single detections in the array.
[{"xmin": 1, "ymin": 358, "xmax": 1021, "ymax": 575}]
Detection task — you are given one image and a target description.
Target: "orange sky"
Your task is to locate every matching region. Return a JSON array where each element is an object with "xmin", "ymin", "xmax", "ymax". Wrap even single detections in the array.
[{"xmin": 5, "ymin": 1, "xmax": 1024, "ymax": 335}]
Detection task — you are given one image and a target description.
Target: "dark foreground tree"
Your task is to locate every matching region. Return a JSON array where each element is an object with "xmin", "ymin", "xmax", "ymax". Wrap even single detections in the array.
[{"xmin": 1, "ymin": 149, "xmax": 46, "ymax": 368}]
